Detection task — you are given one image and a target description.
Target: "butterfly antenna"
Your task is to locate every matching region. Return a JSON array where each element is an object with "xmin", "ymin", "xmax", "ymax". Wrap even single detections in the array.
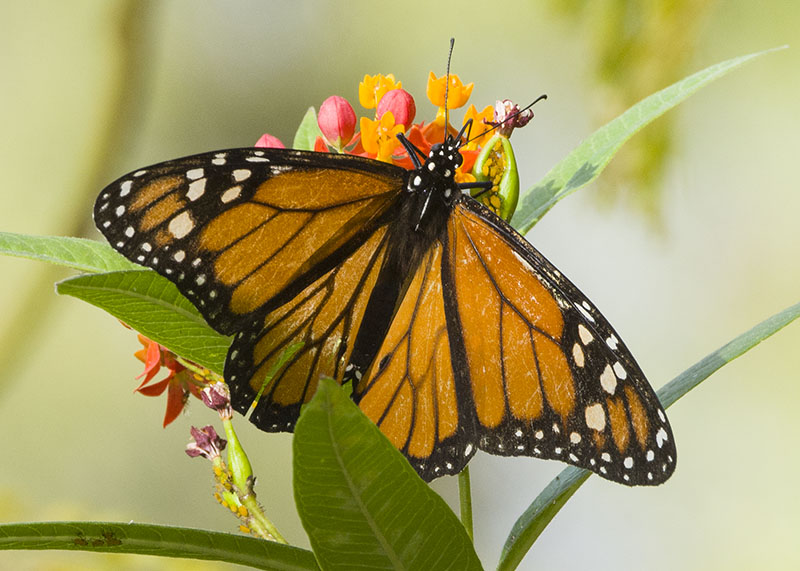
[
  {"xmin": 465, "ymin": 94, "xmax": 548, "ymax": 146},
  {"xmin": 444, "ymin": 38, "xmax": 455, "ymax": 142}
]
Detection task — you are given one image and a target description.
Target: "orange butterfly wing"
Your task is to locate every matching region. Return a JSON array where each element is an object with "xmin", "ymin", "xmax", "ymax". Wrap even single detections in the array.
[
  {"xmin": 95, "ymin": 148, "xmax": 407, "ymax": 427},
  {"xmin": 354, "ymin": 240, "xmax": 469, "ymax": 480},
  {"xmin": 355, "ymin": 196, "xmax": 675, "ymax": 484}
]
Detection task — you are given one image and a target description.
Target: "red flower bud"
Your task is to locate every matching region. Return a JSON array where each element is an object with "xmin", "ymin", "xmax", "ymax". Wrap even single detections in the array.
[
  {"xmin": 254, "ymin": 133, "xmax": 286, "ymax": 148},
  {"xmin": 318, "ymin": 95, "xmax": 356, "ymax": 149},
  {"xmin": 376, "ymin": 89, "xmax": 416, "ymax": 131}
]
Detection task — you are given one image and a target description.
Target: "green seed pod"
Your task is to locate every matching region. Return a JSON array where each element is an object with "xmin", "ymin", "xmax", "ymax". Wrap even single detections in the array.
[{"xmin": 471, "ymin": 133, "xmax": 519, "ymax": 222}]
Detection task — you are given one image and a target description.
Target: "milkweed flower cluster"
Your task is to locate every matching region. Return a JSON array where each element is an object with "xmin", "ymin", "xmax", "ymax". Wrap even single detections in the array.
[{"xmin": 257, "ymin": 71, "xmax": 536, "ymax": 221}]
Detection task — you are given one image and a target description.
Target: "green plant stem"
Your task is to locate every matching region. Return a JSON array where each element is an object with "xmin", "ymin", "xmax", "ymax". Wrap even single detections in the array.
[
  {"xmin": 458, "ymin": 466, "xmax": 473, "ymax": 541},
  {"xmin": 221, "ymin": 418, "xmax": 287, "ymax": 544},
  {"xmin": 240, "ymin": 491, "xmax": 287, "ymax": 544}
]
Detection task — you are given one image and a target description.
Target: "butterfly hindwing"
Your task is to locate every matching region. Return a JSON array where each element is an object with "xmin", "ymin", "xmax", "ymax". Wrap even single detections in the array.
[
  {"xmin": 226, "ymin": 225, "xmax": 394, "ymax": 430},
  {"xmin": 353, "ymin": 239, "xmax": 476, "ymax": 481}
]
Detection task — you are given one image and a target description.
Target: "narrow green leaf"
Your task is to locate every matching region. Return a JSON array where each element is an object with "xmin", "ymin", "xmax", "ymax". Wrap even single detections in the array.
[
  {"xmin": 0, "ymin": 232, "xmax": 139, "ymax": 273},
  {"xmin": 57, "ymin": 270, "xmax": 229, "ymax": 373},
  {"xmin": 511, "ymin": 47, "xmax": 786, "ymax": 234},
  {"xmin": 293, "ymin": 107, "xmax": 323, "ymax": 151},
  {"xmin": 0, "ymin": 521, "xmax": 318, "ymax": 570},
  {"xmin": 294, "ymin": 378, "xmax": 483, "ymax": 571},
  {"xmin": 497, "ymin": 300, "xmax": 800, "ymax": 571}
]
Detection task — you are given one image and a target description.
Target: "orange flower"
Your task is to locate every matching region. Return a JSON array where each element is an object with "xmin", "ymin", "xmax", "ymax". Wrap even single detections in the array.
[
  {"xmin": 358, "ymin": 74, "xmax": 402, "ymax": 110},
  {"xmin": 133, "ymin": 335, "xmax": 206, "ymax": 427},
  {"xmin": 462, "ymin": 104, "xmax": 495, "ymax": 150},
  {"xmin": 426, "ymin": 71, "xmax": 473, "ymax": 109},
  {"xmin": 360, "ymin": 112, "xmax": 404, "ymax": 163}
]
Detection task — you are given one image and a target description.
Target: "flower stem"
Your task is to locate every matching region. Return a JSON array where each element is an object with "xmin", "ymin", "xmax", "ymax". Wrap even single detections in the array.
[
  {"xmin": 458, "ymin": 466, "xmax": 473, "ymax": 541},
  {"xmin": 221, "ymin": 418, "xmax": 287, "ymax": 543}
]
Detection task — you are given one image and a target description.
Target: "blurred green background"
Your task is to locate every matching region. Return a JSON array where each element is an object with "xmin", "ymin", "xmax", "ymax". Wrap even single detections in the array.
[{"xmin": 1, "ymin": 1, "xmax": 799, "ymax": 569}]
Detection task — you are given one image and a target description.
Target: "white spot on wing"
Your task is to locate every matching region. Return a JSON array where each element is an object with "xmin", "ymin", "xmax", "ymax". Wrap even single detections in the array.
[
  {"xmin": 577, "ymin": 303, "xmax": 596, "ymax": 323},
  {"xmin": 186, "ymin": 178, "xmax": 206, "ymax": 201},
  {"xmin": 613, "ymin": 361, "xmax": 627, "ymax": 380},
  {"xmin": 186, "ymin": 168, "xmax": 204, "ymax": 180},
  {"xmin": 221, "ymin": 185, "xmax": 242, "ymax": 203},
  {"xmin": 585, "ymin": 403, "xmax": 606, "ymax": 431},
  {"xmin": 168, "ymin": 211, "xmax": 194, "ymax": 239},
  {"xmin": 572, "ymin": 343, "xmax": 585, "ymax": 367},
  {"xmin": 233, "ymin": 169, "xmax": 251, "ymax": 182},
  {"xmin": 656, "ymin": 427, "xmax": 668, "ymax": 448},
  {"xmin": 578, "ymin": 324, "xmax": 593, "ymax": 344},
  {"xmin": 120, "ymin": 180, "xmax": 133, "ymax": 196},
  {"xmin": 600, "ymin": 364, "xmax": 617, "ymax": 395}
]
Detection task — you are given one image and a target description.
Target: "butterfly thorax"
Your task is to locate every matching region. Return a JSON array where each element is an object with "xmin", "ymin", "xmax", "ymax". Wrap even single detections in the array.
[{"xmin": 404, "ymin": 138, "xmax": 463, "ymax": 233}]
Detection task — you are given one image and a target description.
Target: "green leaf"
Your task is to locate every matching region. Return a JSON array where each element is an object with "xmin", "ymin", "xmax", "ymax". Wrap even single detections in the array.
[
  {"xmin": 57, "ymin": 270, "xmax": 230, "ymax": 373},
  {"xmin": 293, "ymin": 107, "xmax": 323, "ymax": 151},
  {"xmin": 511, "ymin": 46, "xmax": 786, "ymax": 234},
  {"xmin": 0, "ymin": 521, "xmax": 319, "ymax": 570},
  {"xmin": 293, "ymin": 378, "xmax": 482, "ymax": 571},
  {"xmin": 0, "ymin": 232, "xmax": 139, "ymax": 273},
  {"xmin": 497, "ymin": 300, "xmax": 800, "ymax": 571}
]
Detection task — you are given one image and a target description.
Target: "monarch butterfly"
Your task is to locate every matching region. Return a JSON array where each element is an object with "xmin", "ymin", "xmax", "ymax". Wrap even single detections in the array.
[{"xmin": 94, "ymin": 101, "xmax": 675, "ymax": 487}]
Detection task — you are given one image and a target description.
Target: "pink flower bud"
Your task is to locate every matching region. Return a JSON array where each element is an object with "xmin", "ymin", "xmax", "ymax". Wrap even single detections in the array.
[
  {"xmin": 376, "ymin": 89, "xmax": 416, "ymax": 131},
  {"xmin": 318, "ymin": 95, "xmax": 356, "ymax": 149},
  {"xmin": 201, "ymin": 382, "xmax": 232, "ymax": 418},
  {"xmin": 254, "ymin": 133, "xmax": 286, "ymax": 148},
  {"xmin": 185, "ymin": 425, "xmax": 226, "ymax": 460},
  {"xmin": 492, "ymin": 99, "xmax": 534, "ymax": 137}
]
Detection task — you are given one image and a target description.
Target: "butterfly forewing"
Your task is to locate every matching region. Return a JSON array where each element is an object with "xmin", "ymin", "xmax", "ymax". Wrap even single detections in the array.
[
  {"xmin": 445, "ymin": 198, "xmax": 676, "ymax": 485},
  {"xmin": 94, "ymin": 148, "xmax": 406, "ymax": 335}
]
